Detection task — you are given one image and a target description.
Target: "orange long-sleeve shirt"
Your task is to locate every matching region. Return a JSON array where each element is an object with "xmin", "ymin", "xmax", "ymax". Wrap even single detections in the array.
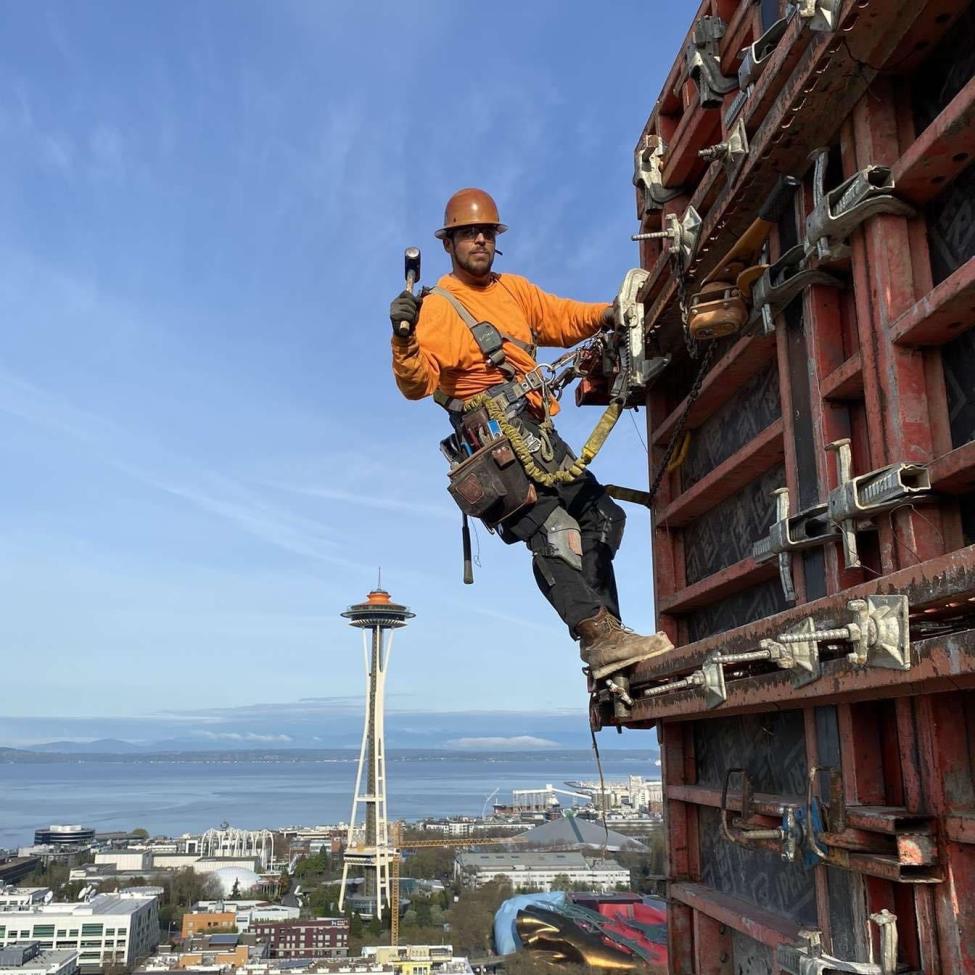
[{"xmin": 391, "ymin": 272, "xmax": 609, "ymax": 414}]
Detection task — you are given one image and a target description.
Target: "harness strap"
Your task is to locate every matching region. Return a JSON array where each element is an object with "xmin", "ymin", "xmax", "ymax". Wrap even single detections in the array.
[{"xmin": 433, "ymin": 372, "xmax": 548, "ymax": 415}]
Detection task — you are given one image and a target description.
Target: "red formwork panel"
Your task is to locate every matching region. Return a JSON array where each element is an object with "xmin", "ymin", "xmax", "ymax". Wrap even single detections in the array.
[{"xmin": 602, "ymin": 0, "xmax": 975, "ymax": 971}]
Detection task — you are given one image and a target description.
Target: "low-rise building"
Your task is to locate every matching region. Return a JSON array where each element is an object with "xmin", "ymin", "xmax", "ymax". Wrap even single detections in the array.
[
  {"xmin": 0, "ymin": 894, "xmax": 49, "ymax": 913},
  {"xmin": 181, "ymin": 914, "xmax": 237, "ymax": 939},
  {"xmin": 360, "ymin": 946, "xmax": 472, "ymax": 975},
  {"xmin": 0, "ymin": 942, "xmax": 79, "ymax": 975},
  {"xmin": 250, "ymin": 919, "xmax": 348, "ymax": 959},
  {"xmin": 136, "ymin": 934, "xmax": 268, "ymax": 973},
  {"xmin": 0, "ymin": 890, "xmax": 160, "ymax": 973},
  {"xmin": 32, "ymin": 830, "xmax": 94, "ymax": 851},
  {"xmin": 94, "ymin": 851, "xmax": 152, "ymax": 872},
  {"xmin": 454, "ymin": 852, "xmax": 630, "ymax": 892},
  {"xmin": 188, "ymin": 902, "xmax": 299, "ymax": 933}
]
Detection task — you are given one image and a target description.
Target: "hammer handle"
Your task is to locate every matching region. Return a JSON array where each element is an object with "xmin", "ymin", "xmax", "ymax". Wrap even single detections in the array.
[
  {"xmin": 395, "ymin": 270, "xmax": 418, "ymax": 338},
  {"xmin": 462, "ymin": 514, "xmax": 474, "ymax": 585}
]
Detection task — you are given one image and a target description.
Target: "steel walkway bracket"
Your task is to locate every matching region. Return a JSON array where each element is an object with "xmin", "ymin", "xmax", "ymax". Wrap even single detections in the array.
[
  {"xmin": 805, "ymin": 151, "xmax": 916, "ymax": 262},
  {"xmin": 633, "ymin": 135, "xmax": 684, "ymax": 214},
  {"xmin": 685, "ymin": 15, "xmax": 739, "ymax": 109},
  {"xmin": 778, "ymin": 913, "xmax": 899, "ymax": 974},
  {"xmin": 753, "ymin": 487, "xmax": 841, "ymax": 602},
  {"xmin": 827, "ymin": 438, "xmax": 933, "ymax": 569},
  {"xmin": 746, "ymin": 243, "xmax": 844, "ymax": 334},
  {"xmin": 738, "ymin": 12, "xmax": 793, "ymax": 91}
]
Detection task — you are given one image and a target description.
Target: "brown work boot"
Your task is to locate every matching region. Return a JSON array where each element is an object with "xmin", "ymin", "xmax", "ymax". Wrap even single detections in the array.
[{"xmin": 576, "ymin": 608, "xmax": 673, "ymax": 680}]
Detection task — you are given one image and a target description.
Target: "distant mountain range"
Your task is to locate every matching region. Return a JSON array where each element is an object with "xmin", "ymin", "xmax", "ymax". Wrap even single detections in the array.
[
  {"xmin": 0, "ymin": 744, "xmax": 659, "ymax": 764},
  {"xmin": 0, "ymin": 701, "xmax": 660, "ymax": 756}
]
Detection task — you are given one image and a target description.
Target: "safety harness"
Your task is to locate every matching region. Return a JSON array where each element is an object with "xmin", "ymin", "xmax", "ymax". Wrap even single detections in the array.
[{"xmin": 428, "ymin": 285, "xmax": 623, "ymax": 488}]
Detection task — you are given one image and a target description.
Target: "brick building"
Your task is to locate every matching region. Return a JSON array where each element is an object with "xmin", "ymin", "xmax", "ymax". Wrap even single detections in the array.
[
  {"xmin": 250, "ymin": 919, "xmax": 348, "ymax": 959},
  {"xmin": 179, "ymin": 912, "xmax": 236, "ymax": 939}
]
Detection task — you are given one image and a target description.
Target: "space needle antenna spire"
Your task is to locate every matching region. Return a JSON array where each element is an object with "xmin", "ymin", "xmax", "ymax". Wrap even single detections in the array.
[{"xmin": 338, "ymin": 582, "xmax": 414, "ymax": 921}]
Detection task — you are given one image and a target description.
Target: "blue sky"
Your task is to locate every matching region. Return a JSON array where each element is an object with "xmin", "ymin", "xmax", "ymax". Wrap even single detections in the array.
[{"xmin": 1, "ymin": 2, "xmax": 692, "ymax": 744}]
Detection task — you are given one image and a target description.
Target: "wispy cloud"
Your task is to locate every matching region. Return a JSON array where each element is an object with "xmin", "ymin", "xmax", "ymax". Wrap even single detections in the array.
[
  {"xmin": 269, "ymin": 483, "xmax": 455, "ymax": 522},
  {"xmin": 200, "ymin": 731, "xmax": 294, "ymax": 743},
  {"xmin": 0, "ymin": 363, "xmax": 373, "ymax": 569},
  {"xmin": 445, "ymin": 736, "xmax": 560, "ymax": 750}
]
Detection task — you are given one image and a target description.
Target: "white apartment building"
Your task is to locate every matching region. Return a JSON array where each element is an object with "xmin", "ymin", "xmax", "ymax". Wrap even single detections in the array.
[
  {"xmin": 454, "ymin": 852, "xmax": 630, "ymax": 892},
  {"xmin": 0, "ymin": 891, "xmax": 159, "ymax": 973}
]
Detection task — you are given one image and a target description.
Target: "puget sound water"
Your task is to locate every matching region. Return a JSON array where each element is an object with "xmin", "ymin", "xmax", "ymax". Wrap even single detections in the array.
[{"xmin": 0, "ymin": 749, "xmax": 659, "ymax": 847}]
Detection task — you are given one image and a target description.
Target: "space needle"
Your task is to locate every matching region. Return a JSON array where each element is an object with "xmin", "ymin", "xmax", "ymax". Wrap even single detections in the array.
[{"xmin": 338, "ymin": 584, "xmax": 414, "ymax": 920}]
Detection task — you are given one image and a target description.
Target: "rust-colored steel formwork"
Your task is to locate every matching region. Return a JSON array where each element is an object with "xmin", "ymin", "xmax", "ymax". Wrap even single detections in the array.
[{"xmin": 597, "ymin": 0, "xmax": 975, "ymax": 971}]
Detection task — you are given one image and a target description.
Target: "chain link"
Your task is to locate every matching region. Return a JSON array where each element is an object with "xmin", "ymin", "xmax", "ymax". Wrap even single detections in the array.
[{"xmin": 673, "ymin": 251, "xmax": 699, "ymax": 360}]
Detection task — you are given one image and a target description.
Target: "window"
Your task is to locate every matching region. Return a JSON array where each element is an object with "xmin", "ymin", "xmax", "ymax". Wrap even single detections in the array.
[{"xmin": 81, "ymin": 924, "xmax": 104, "ymax": 937}]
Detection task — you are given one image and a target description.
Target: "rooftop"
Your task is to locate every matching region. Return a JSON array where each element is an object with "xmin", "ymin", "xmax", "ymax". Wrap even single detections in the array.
[
  {"xmin": 0, "ymin": 892, "xmax": 158, "ymax": 918},
  {"xmin": 455, "ymin": 852, "xmax": 625, "ymax": 871},
  {"xmin": 511, "ymin": 817, "xmax": 646, "ymax": 851},
  {"xmin": 0, "ymin": 943, "xmax": 79, "ymax": 973}
]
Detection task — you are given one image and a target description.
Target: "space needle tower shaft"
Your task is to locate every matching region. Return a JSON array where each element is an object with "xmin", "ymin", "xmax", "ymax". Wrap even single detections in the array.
[{"xmin": 338, "ymin": 586, "xmax": 413, "ymax": 921}]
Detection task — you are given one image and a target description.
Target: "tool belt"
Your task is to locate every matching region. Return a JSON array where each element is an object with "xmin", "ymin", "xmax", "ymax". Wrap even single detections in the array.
[{"xmin": 445, "ymin": 406, "xmax": 538, "ymax": 526}]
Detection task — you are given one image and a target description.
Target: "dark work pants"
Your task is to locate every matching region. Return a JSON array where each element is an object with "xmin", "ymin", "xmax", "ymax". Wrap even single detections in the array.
[{"xmin": 497, "ymin": 419, "xmax": 625, "ymax": 637}]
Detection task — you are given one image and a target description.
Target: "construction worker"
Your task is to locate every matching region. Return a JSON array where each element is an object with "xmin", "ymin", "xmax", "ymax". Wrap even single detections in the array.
[{"xmin": 389, "ymin": 188, "xmax": 671, "ymax": 680}]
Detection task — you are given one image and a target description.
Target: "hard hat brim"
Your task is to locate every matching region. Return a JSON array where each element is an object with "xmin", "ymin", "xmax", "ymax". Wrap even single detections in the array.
[{"xmin": 435, "ymin": 223, "xmax": 508, "ymax": 240}]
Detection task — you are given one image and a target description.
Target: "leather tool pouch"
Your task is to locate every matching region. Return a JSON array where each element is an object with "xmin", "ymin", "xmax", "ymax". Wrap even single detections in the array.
[{"xmin": 447, "ymin": 435, "xmax": 537, "ymax": 526}]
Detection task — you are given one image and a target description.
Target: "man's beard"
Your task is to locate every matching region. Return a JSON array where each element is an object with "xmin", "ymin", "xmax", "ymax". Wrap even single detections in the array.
[{"xmin": 456, "ymin": 248, "xmax": 494, "ymax": 278}]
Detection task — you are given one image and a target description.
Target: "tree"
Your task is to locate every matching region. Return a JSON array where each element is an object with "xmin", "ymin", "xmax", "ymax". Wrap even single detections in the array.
[
  {"xmin": 349, "ymin": 913, "xmax": 364, "ymax": 938},
  {"xmin": 130, "ymin": 828, "xmax": 149, "ymax": 840},
  {"xmin": 448, "ymin": 879, "xmax": 513, "ymax": 955},
  {"xmin": 549, "ymin": 874, "xmax": 573, "ymax": 893},
  {"xmin": 230, "ymin": 879, "xmax": 241, "ymax": 899}
]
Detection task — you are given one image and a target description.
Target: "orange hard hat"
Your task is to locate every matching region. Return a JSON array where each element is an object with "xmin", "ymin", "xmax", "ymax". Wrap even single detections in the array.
[{"xmin": 435, "ymin": 188, "xmax": 508, "ymax": 239}]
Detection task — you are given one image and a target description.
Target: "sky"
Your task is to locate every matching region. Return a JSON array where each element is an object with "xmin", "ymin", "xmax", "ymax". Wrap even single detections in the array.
[{"xmin": 0, "ymin": 1, "xmax": 694, "ymax": 747}]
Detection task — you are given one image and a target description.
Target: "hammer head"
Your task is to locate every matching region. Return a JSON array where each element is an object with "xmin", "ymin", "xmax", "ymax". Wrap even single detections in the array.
[{"xmin": 404, "ymin": 247, "xmax": 421, "ymax": 283}]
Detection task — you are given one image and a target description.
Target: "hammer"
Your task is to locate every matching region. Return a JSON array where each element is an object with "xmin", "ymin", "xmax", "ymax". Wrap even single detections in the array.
[{"xmin": 394, "ymin": 247, "xmax": 422, "ymax": 338}]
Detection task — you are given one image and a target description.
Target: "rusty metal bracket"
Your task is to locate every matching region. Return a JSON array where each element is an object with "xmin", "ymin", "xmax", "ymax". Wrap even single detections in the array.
[
  {"xmin": 826, "ymin": 438, "xmax": 933, "ymax": 569},
  {"xmin": 685, "ymin": 15, "xmax": 739, "ymax": 109},
  {"xmin": 797, "ymin": 0, "xmax": 843, "ymax": 33},
  {"xmin": 748, "ymin": 243, "xmax": 844, "ymax": 334},
  {"xmin": 612, "ymin": 267, "xmax": 670, "ymax": 401},
  {"xmin": 805, "ymin": 150, "xmax": 916, "ymax": 262},
  {"xmin": 738, "ymin": 12, "xmax": 793, "ymax": 91},
  {"xmin": 778, "ymin": 913, "xmax": 899, "ymax": 974},
  {"xmin": 776, "ymin": 596, "xmax": 911, "ymax": 671},
  {"xmin": 633, "ymin": 135, "xmax": 684, "ymax": 214},
  {"xmin": 642, "ymin": 655, "xmax": 726, "ymax": 709},
  {"xmin": 752, "ymin": 487, "xmax": 842, "ymax": 602},
  {"xmin": 720, "ymin": 768, "xmax": 803, "ymax": 862},
  {"xmin": 699, "ymin": 116, "xmax": 749, "ymax": 173},
  {"xmin": 632, "ymin": 206, "xmax": 702, "ymax": 267}
]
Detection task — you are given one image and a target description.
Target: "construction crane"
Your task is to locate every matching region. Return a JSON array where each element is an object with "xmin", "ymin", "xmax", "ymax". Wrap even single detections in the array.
[{"xmin": 388, "ymin": 822, "xmax": 508, "ymax": 947}]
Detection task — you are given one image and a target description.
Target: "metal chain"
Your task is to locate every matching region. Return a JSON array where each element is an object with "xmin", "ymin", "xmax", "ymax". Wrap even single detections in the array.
[
  {"xmin": 646, "ymin": 340, "xmax": 716, "ymax": 505},
  {"xmin": 673, "ymin": 252, "xmax": 699, "ymax": 360}
]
